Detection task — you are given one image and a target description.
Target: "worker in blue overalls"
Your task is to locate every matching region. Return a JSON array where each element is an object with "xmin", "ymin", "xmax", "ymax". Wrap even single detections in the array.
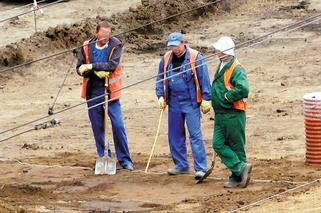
[
  {"xmin": 155, "ymin": 32, "xmax": 212, "ymax": 179},
  {"xmin": 76, "ymin": 21, "xmax": 133, "ymax": 172}
]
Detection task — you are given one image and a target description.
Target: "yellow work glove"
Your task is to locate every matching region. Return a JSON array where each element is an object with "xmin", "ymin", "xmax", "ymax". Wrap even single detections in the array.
[
  {"xmin": 201, "ymin": 99, "xmax": 211, "ymax": 114},
  {"xmin": 94, "ymin": 71, "xmax": 111, "ymax": 79},
  {"xmin": 78, "ymin": 64, "xmax": 93, "ymax": 76},
  {"xmin": 158, "ymin": 97, "xmax": 166, "ymax": 109}
]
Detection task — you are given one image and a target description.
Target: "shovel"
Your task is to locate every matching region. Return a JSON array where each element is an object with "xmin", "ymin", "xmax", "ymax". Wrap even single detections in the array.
[
  {"xmin": 94, "ymin": 77, "xmax": 116, "ymax": 175},
  {"xmin": 104, "ymin": 78, "xmax": 116, "ymax": 175},
  {"xmin": 196, "ymin": 151, "xmax": 217, "ymax": 184}
]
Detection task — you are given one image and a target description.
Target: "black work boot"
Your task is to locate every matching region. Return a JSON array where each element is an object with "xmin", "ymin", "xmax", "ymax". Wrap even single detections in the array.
[{"xmin": 239, "ymin": 163, "xmax": 252, "ymax": 188}]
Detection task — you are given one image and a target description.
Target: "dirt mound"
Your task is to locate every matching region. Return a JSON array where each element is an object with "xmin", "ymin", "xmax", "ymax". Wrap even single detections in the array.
[
  {"xmin": 0, "ymin": 199, "xmax": 20, "ymax": 213},
  {"xmin": 0, "ymin": 0, "xmax": 239, "ymax": 72},
  {"xmin": 113, "ymin": 0, "xmax": 217, "ymax": 51},
  {"xmin": 0, "ymin": 184, "xmax": 43, "ymax": 197}
]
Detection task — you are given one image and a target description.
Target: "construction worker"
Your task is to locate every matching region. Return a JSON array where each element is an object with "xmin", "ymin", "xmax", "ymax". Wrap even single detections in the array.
[
  {"xmin": 211, "ymin": 36, "xmax": 251, "ymax": 188},
  {"xmin": 76, "ymin": 21, "xmax": 133, "ymax": 172},
  {"xmin": 156, "ymin": 32, "xmax": 212, "ymax": 180}
]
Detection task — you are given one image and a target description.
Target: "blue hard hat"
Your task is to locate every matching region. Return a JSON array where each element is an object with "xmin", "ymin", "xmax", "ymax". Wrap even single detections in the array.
[{"xmin": 167, "ymin": 32, "xmax": 184, "ymax": 46}]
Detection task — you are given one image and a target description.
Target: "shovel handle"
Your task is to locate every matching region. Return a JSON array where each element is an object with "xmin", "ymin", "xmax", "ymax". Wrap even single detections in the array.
[
  {"xmin": 104, "ymin": 78, "xmax": 111, "ymax": 156},
  {"xmin": 145, "ymin": 109, "xmax": 164, "ymax": 173}
]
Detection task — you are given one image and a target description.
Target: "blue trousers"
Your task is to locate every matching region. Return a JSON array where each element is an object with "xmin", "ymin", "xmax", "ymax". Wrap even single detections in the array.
[
  {"xmin": 87, "ymin": 90, "xmax": 132, "ymax": 167},
  {"xmin": 168, "ymin": 96, "xmax": 207, "ymax": 172}
]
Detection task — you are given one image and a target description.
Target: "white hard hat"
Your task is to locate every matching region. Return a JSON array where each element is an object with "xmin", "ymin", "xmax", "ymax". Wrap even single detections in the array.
[{"xmin": 212, "ymin": 36, "xmax": 235, "ymax": 56}]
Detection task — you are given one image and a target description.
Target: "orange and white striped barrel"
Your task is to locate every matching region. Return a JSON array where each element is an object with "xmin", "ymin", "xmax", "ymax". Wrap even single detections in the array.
[{"xmin": 304, "ymin": 92, "xmax": 321, "ymax": 165}]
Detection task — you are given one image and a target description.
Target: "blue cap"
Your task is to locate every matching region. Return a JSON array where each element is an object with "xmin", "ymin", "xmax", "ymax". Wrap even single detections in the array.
[{"xmin": 167, "ymin": 32, "xmax": 184, "ymax": 46}]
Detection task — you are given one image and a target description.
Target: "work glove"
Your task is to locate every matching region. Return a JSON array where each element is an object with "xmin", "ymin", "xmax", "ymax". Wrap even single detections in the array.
[
  {"xmin": 158, "ymin": 97, "xmax": 166, "ymax": 109},
  {"xmin": 201, "ymin": 99, "xmax": 211, "ymax": 114},
  {"xmin": 94, "ymin": 71, "xmax": 111, "ymax": 79},
  {"xmin": 78, "ymin": 64, "xmax": 93, "ymax": 76}
]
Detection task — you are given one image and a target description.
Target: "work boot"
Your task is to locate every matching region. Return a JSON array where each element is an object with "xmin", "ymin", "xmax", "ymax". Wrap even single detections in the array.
[
  {"xmin": 123, "ymin": 164, "xmax": 134, "ymax": 171},
  {"xmin": 239, "ymin": 163, "xmax": 252, "ymax": 188},
  {"xmin": 224, "ymin": 177, "xmax": 241, "ymax": 188},
  {"xmin": 194, "ymin": 171, "xmax": 206, "ymax": 180},
  {"xmin": 167, "ymin": 168, "xmax": 189, "ymax": 175}
]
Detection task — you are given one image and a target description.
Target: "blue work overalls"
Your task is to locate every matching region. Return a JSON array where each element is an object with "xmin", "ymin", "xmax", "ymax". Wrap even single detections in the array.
[
  {"xmin": 86, "ymin": 44, "xmax": 132, "ymax": 167},
  {"xmin": 166, "ymin": 53, "xmax": 207, "ymax": 172}
]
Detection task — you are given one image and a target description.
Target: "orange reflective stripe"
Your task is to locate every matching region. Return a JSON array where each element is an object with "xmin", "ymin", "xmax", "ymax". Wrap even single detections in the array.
[
  {"xmin": 83, "ymin": 40, "xmax": 90, "ymax": 64},
  {"xmin": 162, "ymin": 48, "xmax": 202, "ymax": 104},
  {"xmin": 81, "ymin": 40, "xmax": 90, "ymax": 99},
  {"xmin": 223, "ymin": 58, "xmax": 247, "ymax": 111},
  {"xmin": 188, "ymin": 48, "xmax": 202, "ymax": 103},
  {"xmin": 81, "ymin": 78, "xmax": 88, "ymax": 99},
  {"xmin": 163, "ymin": 51, "xmax": 172, "ymax": 103},
  {"xmin": 224, "ymin": 59, "xmax": 240, "ymax": 89},
  {"xmin": 107, "ymin": 47, "xmax": 122, "ymax": 100}
]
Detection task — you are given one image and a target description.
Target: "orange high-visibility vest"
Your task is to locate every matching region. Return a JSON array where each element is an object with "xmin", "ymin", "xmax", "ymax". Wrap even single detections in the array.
[
  {"xmin": 163, "ymin": 48, "xmax": 202, "ymax": 105},
  {"xmin": 81, "ymin": 40, "xmax": 122, "ymax": 100},
  {"xmin": 223, "ymin": 58, "xmax": 247, "ymax": 111}
]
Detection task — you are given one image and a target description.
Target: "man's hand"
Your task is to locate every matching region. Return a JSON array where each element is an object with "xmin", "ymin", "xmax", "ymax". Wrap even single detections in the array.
[
  {"xmin": 158, "ymin": 97, "xmax": 166, "ymax": 109},
  {"xmin": 78, "ymin": 64, "xmax": 93, "ymax": 76},
  {"xmin": 224, "ymin": 93, "xmax": 233, "ymax": 103},
  {"xmin": 201, "ymin": 99, "xmax": 211, "ymax": 114},
  {"xmin": 94, "ymin": 71, "xmax": 111, "ymax": 79}
]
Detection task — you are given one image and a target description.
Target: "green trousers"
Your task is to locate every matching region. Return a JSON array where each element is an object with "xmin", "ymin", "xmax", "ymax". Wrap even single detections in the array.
[{"xmin": 213, "ymin": 112, "xmax": 246, "ymax": 176}]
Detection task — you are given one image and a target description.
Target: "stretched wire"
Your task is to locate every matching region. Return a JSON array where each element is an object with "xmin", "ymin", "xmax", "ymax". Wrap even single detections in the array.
[
  {"xmin": 0, "ymin": 0, "xmax": 65, "ymax": 24},
  {"xmin": 0, "ymin": 0, "xmax": 222, "ymax": 74},
  {"xmin": 49, "ymin": 56, "xmax": 76, "ymax": 114},
  {"xmin": 0, "ymin": 0, "xmax": 48, "ymax": 12},
  {"xmin": 1, "ymin": 10, "xmax": 321, "ymax": 139},
  {"xmin": 0, "ymin": 55, "xmax": 215, "ymax": 142},
  {"xmin": 227, "ymin": 177, "xmax": 321, "ymax": 213}
]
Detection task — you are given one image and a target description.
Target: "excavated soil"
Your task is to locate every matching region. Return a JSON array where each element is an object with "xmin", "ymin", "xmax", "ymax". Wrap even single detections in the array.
[
  {"xmin": 0, "ymin": 0, "xmax": 228, "ymax": 70},
  {"xmin": 1, "ymin": 0, "xmax": 321, "ymax": 212}
]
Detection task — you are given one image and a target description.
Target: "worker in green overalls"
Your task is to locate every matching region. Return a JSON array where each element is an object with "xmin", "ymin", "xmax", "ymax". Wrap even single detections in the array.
[{"xmin": 211, "ymin": 36, "xmax": 252, "ymax": 188}]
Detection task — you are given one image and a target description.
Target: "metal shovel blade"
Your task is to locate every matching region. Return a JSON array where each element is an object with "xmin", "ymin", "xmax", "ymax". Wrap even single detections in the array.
[
  {"xmin": 94, "ymin": 158, "xmax": 106, "ymax": 175},
  {"xmin": 105, "ymin": 156, "xmax": 116, "ymax": 175},
  {"xmin": 196, "ymin": 160, "xmax": 215, "ymax": 184}
]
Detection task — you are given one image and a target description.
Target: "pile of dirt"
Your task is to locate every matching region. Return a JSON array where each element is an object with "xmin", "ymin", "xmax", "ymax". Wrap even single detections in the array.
[
  {"xmin": 0, "ymin": 0, "xmax": 241, "ymax": 73},
  {"xmin": 0, "ymin": 200, "xmax": 19, "ymax": 213}
]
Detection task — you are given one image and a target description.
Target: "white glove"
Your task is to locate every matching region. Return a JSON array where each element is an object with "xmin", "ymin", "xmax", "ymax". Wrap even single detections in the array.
[
  {"xmin": 201, "ymin": 99, "xmax": 211, "ymax": 114},
  {"xmin": 158, "ymin": 97, "xmax": 166, "ymax": 109},
  {"xmin": 78, "ymin": 64, "xmax": 93, "ymax": 76}
]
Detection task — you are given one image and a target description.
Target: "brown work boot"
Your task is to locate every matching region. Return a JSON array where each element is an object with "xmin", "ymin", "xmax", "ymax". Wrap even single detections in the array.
[{"xmin": 239, "ymin": 163, "xmax": 252, "ymax": 188}]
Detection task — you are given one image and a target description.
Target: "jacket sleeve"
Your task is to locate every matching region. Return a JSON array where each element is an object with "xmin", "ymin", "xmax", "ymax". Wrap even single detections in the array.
[
  {"xmin": 92, "ymin": 43, "xmax": 123, "ymax": 72},
  {"xmin": 156, "ymin": 57, "xmax": 165, "ymax": 98},
  {"xmin": 195, "ymin": 54, "xmax": 211, "ymax": 101},
  {"xmin": 76, "ymin": 47, "xmax": 86, "ymax": 76},
  {"xmin": 226, "ymin": 66, "xmax": 249, "ymax": 102}
]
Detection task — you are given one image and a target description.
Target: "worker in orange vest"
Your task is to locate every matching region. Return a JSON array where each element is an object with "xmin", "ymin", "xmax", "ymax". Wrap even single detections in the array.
[
  {"xmin": 211, "ymin": 36, "xmax": 251, "ymax": 188},
  {"xmin": 76, "ymin": 21, "xmax": 133, "ymax": 172},
  {"xmin": 156, "ymin": 32, "xmax": 212, "ymax": 180}
]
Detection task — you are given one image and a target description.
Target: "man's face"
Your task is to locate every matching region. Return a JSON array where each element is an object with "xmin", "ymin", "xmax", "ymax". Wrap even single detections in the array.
[
  {"xmin": 170, "ymin": 42, "xmax": 185, "ymax": 56},
  {"xmin": 215, "ymin": 49, "xmax": 227, "ymax": 61},
  {"xmin": 217, "ymin": 51, "xmax": 225, "ymax": 59},
  {"xmin": 96, "ymin": 27, "xmax": 111, "ymax": 45}
]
